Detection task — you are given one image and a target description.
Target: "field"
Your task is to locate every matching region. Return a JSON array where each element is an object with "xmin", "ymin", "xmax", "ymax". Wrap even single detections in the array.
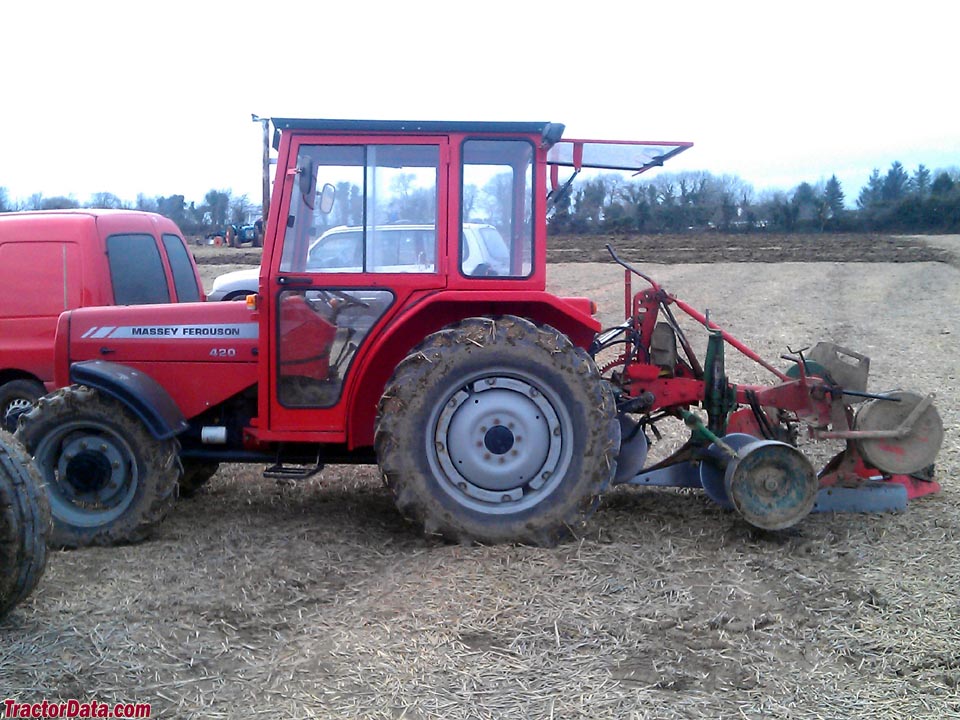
[{"xmin": 2, "ymin": 234, "xmax": 959, "ymax": 719}]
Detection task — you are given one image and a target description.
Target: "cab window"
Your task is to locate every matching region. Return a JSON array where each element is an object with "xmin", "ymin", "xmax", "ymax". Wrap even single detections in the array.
[
  {"xmin": 280, "ymin": 144, "xmax": 439, "ymax": 274},
  {"xmin": 461, "ymin": 139, "xmax": 534, "ymax": 277}
]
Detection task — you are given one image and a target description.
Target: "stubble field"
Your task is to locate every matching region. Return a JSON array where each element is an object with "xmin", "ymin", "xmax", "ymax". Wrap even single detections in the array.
[{"xmin": 2, "ymin": 233, "xmax": 958, "ymax": 719}]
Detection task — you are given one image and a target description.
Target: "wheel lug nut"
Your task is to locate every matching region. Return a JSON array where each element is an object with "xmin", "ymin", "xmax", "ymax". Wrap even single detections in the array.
[
  {"xmin": 501, "ymin": 494, "xmax": 511, "ymax": 503},
  {"xmin": 100, "ymin": 444, "xmax": 108, "ymax": 452}
]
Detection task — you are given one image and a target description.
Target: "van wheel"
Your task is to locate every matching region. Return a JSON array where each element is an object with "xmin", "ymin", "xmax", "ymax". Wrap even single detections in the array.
[
  {"xmin": 16, "ymin": 386, "xmax": 179, "ymax": 547},
  {"xmin": 0, "ymin": 430, "xmax": 50, "ymax": 619},
  {"xmin": 1, "ymin": 379, "xmax": 45, "ymax": 433},
  {"xmin": 376, "ymin": 316, "xmax": 620, "ymax": 546}
]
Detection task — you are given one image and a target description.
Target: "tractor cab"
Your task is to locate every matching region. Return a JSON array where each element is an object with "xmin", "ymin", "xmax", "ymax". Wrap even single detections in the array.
[{"xmin": 254, "ymin": 119, "xmax": 692, "ymax": 444}]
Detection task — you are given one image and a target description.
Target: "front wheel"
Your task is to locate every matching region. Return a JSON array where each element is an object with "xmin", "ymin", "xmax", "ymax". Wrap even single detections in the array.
[
  {"xmin": 0, "ymin": 430, "xmax": 50, "ymax": 619},
  {"xmin": 16, "ymin": 386, "xmax": 180, "ymax": 547},
  {"xmin": 375, "ymin": 316, "xmax": 620, "ymax": 546}
]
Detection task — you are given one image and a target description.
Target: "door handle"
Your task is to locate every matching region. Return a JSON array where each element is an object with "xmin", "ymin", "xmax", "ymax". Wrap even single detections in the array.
[{"xmin": 277, "ymin": 276, "xmax": 313, "ymax": 287}]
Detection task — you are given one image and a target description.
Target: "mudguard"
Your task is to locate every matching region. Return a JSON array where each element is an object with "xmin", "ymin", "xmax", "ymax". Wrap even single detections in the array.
[{"xmin": 69, "ymin": 360, "xmax": 188, "ymax": 440}]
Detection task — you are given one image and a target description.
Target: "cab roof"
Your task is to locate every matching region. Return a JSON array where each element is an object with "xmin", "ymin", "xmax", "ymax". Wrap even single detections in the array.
[{"xmin": 271, "ymin": 118, "xmax": 564, "ymax": 139}]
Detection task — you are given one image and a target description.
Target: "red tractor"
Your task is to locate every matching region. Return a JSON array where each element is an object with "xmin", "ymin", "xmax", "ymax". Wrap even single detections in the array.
[{"xmin": 13, "ymin": 119, "xmax": 943, "ymax": 547}]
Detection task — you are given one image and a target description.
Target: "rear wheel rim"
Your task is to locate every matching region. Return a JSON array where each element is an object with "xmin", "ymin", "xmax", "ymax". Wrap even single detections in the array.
[
  {"xmin": 33, "ymin": 420, "xmax": 139, "ymax": 528},
  {"xmin": 428, "ymin": 368, "xmax": 573, "ymax": 515}
]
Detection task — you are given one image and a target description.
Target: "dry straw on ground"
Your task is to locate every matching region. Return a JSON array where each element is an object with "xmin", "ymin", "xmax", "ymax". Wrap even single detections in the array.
[{"xmin": 2, "ymin": 235, "xmax": 958, "ymax": 719}]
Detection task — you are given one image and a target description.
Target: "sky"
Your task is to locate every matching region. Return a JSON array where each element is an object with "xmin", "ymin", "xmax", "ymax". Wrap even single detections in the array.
[{"xmin": 2, "ymin": 1, "xmax": 957, "ymax": 209}]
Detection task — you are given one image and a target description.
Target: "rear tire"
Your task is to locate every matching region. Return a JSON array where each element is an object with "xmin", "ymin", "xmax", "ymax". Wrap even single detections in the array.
[
  {"xmin": 375, "ymin": 316, "xmax": 619, "ymax": 546},
  {"xmin": 0, "ymin": 430, "xmax": 50, "ymax": 619},
  {"xmin": 1, "ymin": 379, "xmax": 46, "ymax": 433},
  {"xmin": 16, "ymin": 386, "xmax": 179, "ymax": 547}
]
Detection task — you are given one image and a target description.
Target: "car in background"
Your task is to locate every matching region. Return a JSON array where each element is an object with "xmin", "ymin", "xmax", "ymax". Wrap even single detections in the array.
[{"xmin": 208, "ymin": 222, "xmax": 510, "ymax": 301}]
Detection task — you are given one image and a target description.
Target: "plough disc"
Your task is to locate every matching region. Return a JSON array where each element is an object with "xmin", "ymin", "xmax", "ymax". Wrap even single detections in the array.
[{"xmin": 854, "ymin": 391, "xmax": 944, "ymax": 475}]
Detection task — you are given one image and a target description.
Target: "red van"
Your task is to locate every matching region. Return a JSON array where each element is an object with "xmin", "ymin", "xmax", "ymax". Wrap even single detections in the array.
[{"xmin": 0, "ymin": 209, "xmax": 204, "ymax": 428}]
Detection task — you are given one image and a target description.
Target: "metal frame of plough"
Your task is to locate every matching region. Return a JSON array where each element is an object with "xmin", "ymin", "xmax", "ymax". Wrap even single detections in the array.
[{"xmin": 596, "ymin": 246, "xmax": 943, "ymax": 528}]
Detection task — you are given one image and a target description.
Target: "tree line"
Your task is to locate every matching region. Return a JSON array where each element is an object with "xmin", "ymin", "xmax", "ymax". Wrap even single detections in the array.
[
  {"xmin": 548, "ymin": 162, "xmax": 960, "ymax": 234},
  {"xmin": 0, "ymin": 188, "xmax": 257, "ymax": 235},
  {"xmin": 2, "ymin": 160, "xmax": 959, "ymax": 235}
]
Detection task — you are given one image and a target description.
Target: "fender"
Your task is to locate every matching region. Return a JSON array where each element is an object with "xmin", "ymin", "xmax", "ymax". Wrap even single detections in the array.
[
  {"xmin": 345, "ymin": 291, "xmax": 602, "ymax": 448},
  {"xmin": 70, "ymin": 360, "xmax": 188, "ymax": 440}
]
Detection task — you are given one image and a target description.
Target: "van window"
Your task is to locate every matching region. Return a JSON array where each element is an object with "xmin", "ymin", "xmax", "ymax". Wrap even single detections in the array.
[
  {"xmin": 106, "ymin": 234, "xmax": 170, "ymax": 305},
  {"xmin": 162, "ymin": 234, "xmax": 202, "ymax": 302}
]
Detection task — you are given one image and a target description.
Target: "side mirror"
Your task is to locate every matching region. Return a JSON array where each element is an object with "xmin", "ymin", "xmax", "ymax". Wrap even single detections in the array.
[{"xmin": 317, "ymin": 183, "xmax": 336, "ymax": 214}]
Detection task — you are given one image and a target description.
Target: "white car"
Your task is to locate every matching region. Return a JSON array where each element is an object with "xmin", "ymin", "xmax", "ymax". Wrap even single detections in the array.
[{"xmin": 208, "ymin": 223, "xmax": 510, "ymax": 301}]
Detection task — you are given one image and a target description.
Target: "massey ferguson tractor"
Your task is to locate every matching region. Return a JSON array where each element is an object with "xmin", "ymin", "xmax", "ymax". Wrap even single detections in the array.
[{"xmin": 12, "ymin": 118, "xmax": 944, "ymax": 548}]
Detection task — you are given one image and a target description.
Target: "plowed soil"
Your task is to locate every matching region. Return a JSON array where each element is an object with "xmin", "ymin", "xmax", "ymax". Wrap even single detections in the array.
[
  {"xmin": 546, "ymin": 232, "xmax": 958, "ymax": 265},
  {"xmin": 3, "ymin": 234, "xmax": 958, "ymax": 719}
]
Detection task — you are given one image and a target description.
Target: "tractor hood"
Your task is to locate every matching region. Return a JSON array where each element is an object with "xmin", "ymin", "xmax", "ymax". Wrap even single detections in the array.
[{"xmin": 56, "ymin": 302, "xmax": 259, "ymax": 419}]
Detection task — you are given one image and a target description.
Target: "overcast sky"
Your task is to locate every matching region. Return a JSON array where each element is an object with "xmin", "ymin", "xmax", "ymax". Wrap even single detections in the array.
[{"xmin": 2, "ymin": 1, "xmax": 956, "ymax": 208}]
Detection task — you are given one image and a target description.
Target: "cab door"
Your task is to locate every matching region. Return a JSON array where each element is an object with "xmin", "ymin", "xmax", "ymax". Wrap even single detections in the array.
[{"xmin": 265, "ymin": 137, "xmax": 449, "ymax": 436}]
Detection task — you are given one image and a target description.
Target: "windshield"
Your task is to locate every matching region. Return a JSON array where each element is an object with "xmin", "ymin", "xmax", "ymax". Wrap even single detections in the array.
[{"xmin": 478, "ymin": 227, "xmax": 509, "ymax": 262}]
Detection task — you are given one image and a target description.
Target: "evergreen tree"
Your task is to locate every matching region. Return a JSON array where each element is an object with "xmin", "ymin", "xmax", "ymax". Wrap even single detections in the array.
[
  {"xmin": 857, "ymin": 169, "xmax": 884, "ymax": 209},
  {"xmin": 882, "ymin": 161, "xmax": 910, "ymax": 202},
  {"xmin": 931, "ymin": 171, "xmax": 955, "ymax": 196},
  {"xmin": 824, "ymin": 175, "xmax": 845, "ymax": 218},
  {"xmin": 912, "ymin": 164, "xmax": 931, "ymax": 197}
]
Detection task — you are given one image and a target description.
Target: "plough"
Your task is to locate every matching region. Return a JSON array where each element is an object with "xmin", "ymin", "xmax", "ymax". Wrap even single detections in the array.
[{"xmin": 597, "ymin": 246, "xmax": 944, "ymax": 530}]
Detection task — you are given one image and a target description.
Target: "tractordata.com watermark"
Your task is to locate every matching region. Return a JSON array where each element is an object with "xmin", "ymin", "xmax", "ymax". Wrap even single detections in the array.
[{"xmin": 2, "ymin": 699, "xmax": 150, "ymax": 719}]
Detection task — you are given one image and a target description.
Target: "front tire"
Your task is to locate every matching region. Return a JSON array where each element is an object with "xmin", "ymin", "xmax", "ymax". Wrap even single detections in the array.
[
  {"xmin": 375, "ymin": 316, "xmax": 619, "ymax": 546},
  {"xmin": 0, "ymin": 430, "xmax": 50, "ymax": 619},
  {"xmin": 16, "ymin": 386, "xmax": 179, "ymax": 547}
]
